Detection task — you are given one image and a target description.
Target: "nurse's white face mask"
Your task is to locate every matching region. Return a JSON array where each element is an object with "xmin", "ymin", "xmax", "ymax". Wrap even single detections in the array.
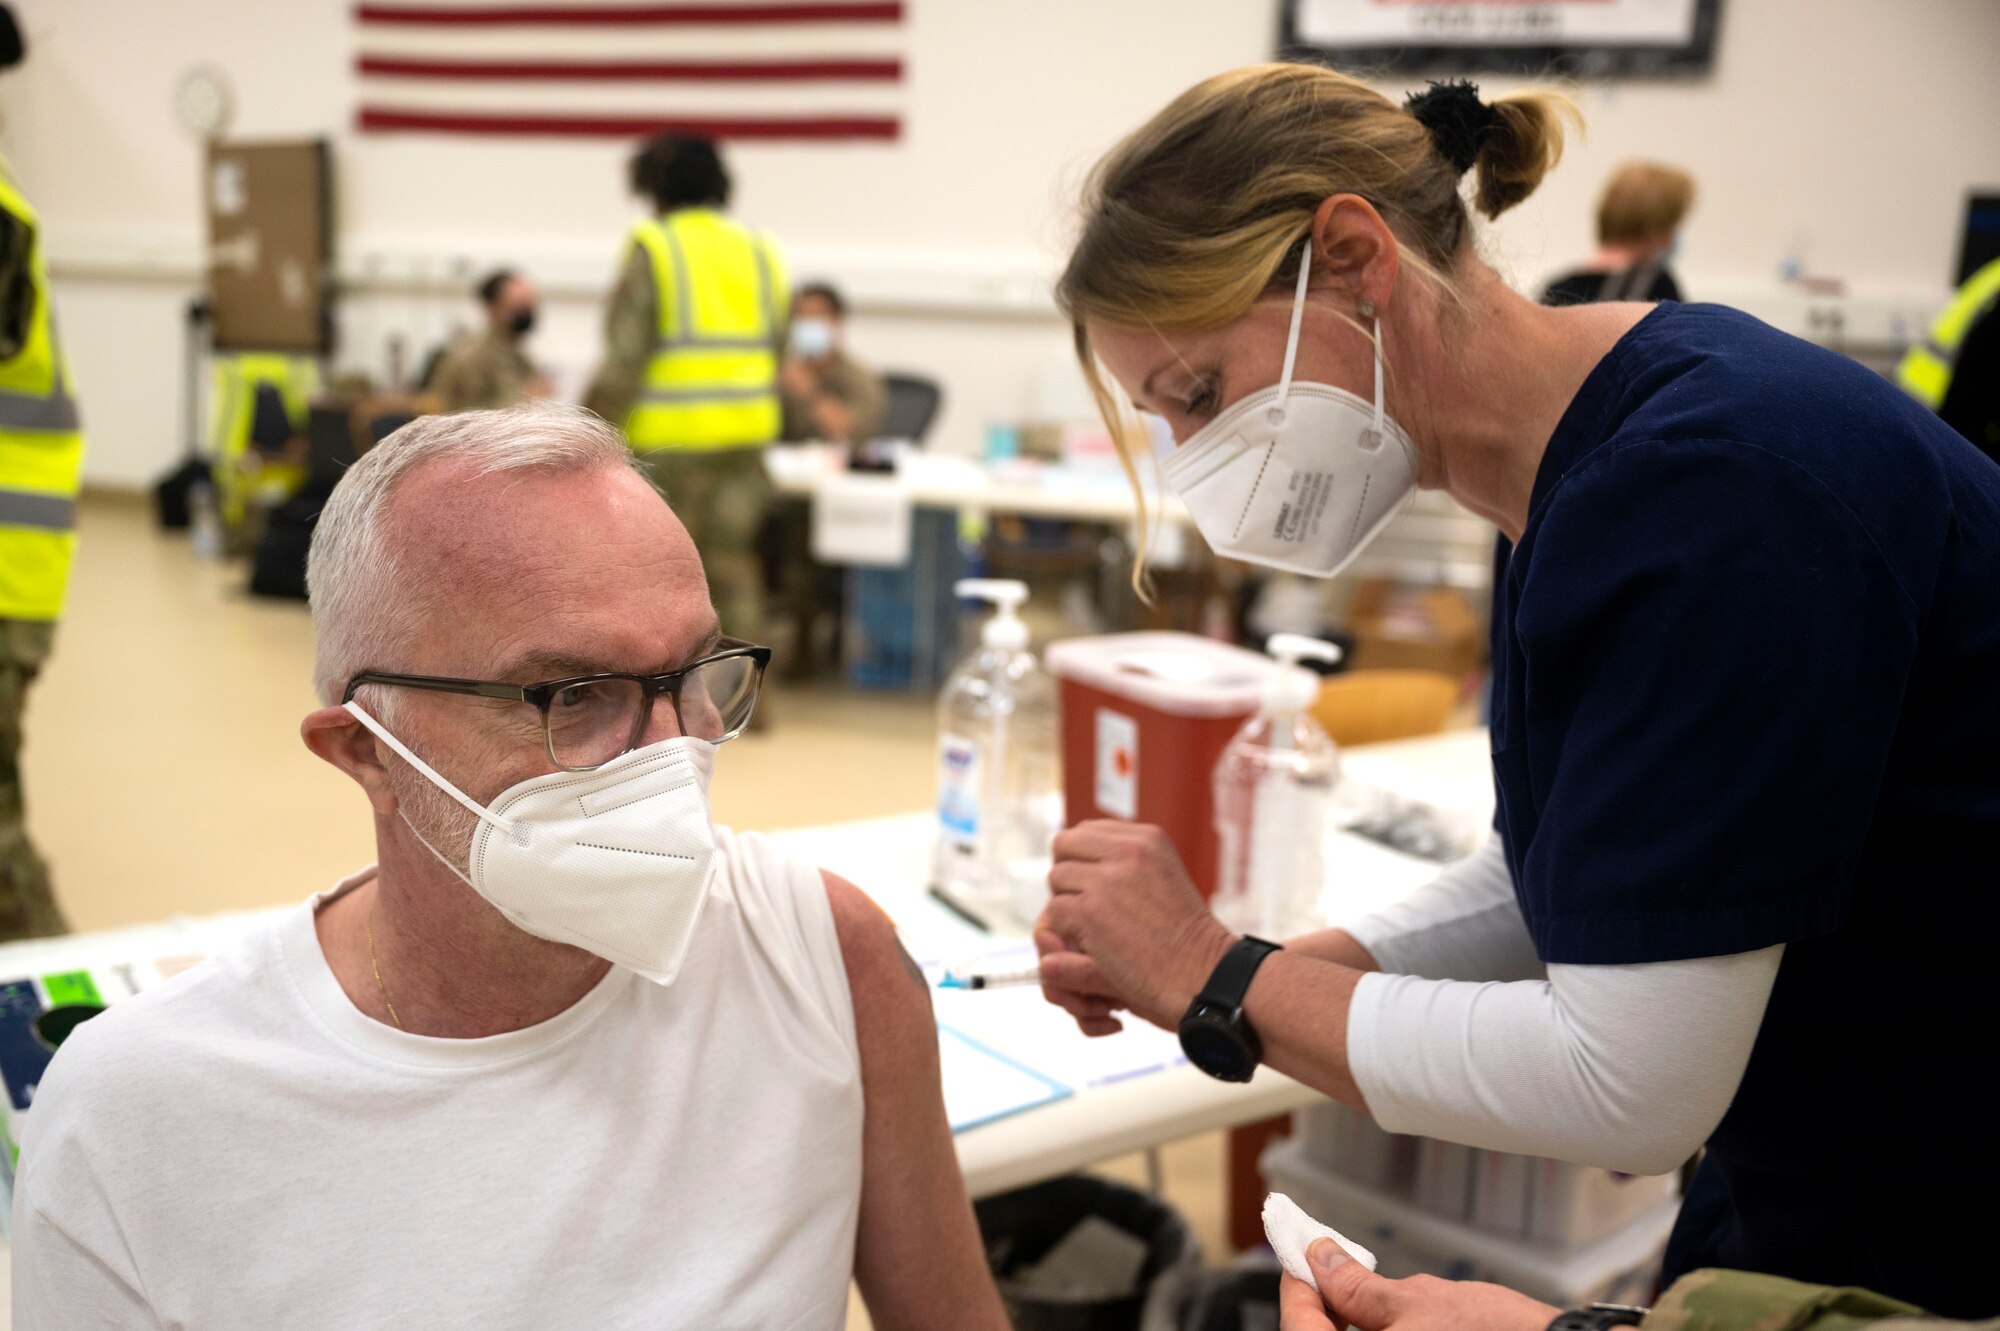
[
  {"xmin": 345, "ymin": 701, "xmax": 719, "ymax": 987},
  {"xmin": 1157, "ymin": 239, "xmax": 1420, "ymax": 579}
]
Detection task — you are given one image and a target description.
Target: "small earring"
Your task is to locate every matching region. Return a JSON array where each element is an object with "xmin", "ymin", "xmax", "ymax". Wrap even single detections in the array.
[{"xmin": 1357, "ymin": 299, "xmax": 1377, "ymax": 319}]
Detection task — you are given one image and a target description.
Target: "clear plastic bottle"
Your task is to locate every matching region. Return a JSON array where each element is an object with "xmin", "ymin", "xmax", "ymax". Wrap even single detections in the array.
[
  {"xmin": 933, "ymin": 579, "xmax": 1062, "ymax": 926},
  {"xmin": 1211, "ymin": 634, "xmax": 1343, "ymax": 940},
  {"xmin": 189, "ymin": 473, "xmax": 222, "ymax": 559}
]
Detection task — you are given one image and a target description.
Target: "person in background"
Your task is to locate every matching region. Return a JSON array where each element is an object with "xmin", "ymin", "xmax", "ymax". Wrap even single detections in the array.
[
  {"xmin": 779, "ymin": 281, "xmax": 887, "ymax": 445},
  {"xmin": 1898, "ymin": 254, "xmax": 2000, "ymax": 465},
  {"xmin": 0, "ymin": 4, "xmax": 81, "ymax": 940},
  {"xmin": 585, "ymin": 134, "xmax": 787, "ymax": 646},
  {"xmin": 1280, "ymin": 1239, "xmax": 2000, "ymax": 1331},
  {"xmin": 430, "ymin": 268, "xmax": 551, "ymax": 414},
  {"xmin": 1541, "ymin": 161, "xmax": 1694, "ymax": 306}
]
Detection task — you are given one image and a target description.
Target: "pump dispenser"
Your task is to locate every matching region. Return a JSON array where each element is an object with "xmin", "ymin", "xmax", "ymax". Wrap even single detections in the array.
[
  {"xmin": 1211, "ymin": 634, "xmax": 1343, "ymax": 939},
  {"xmin": 934, "ymin": 580, "xmax": 1062, "ymax": 924}
]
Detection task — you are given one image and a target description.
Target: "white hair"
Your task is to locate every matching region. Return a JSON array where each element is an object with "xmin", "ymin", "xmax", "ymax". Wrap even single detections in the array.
[{"xmin": 307, "ymin": 403, "xmax": 639, "ymax": 708}]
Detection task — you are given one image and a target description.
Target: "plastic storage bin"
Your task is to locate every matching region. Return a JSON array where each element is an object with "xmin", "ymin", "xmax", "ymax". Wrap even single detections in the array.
[
  {"xmin": 1262, "ymin": 1138, "xmax": 1678, "ymax": 1308},
  {"xmin": 842, "ymin": 510, "xmax": 971, "ymax": 690},
  {"xmin": 1045, "ymin": 633, "xmax": 1278, "ymax": 900}
]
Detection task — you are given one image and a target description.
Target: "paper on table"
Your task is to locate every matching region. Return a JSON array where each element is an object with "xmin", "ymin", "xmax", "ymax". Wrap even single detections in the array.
[
  {"xmin": 932, "ymin": 942, "xmax": 1187, "ymax": 1090},
  {"xmin": 939, "ymin": 1025, "xmax": 1070, "ymax": 1132}
]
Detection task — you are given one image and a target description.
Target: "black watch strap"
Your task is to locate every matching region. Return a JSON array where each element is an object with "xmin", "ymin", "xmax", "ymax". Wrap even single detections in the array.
[
  {"xmin": 1546, "ymin": 1305, "xmax": 1647, "ymax": 1331},
  {"xmin": 1198, "ymin": 936, "xmax": 1282, "ymax": 1008}
]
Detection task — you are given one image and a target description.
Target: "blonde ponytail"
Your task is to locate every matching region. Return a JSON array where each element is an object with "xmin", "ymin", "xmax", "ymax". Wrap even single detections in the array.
[{"xmin": 1472, "ymin": 91, "xmax": 1581, "ymax": 220}]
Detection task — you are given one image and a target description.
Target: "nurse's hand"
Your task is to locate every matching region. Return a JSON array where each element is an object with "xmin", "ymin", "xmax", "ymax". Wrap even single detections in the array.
[
  {"xmin": 1035, "ymin": 821, "xmax": 1235, "ymax": 1034},
  {"xmin": 1280, "ymin": 1239, "xmax": 1559, "ymax": 1331}
]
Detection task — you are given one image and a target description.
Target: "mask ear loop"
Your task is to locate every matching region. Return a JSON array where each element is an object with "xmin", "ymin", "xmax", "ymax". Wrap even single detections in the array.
[
  {"xmin": 1368, "ymin": 306, "xmax": 1386, "ymax": 441},
  {"xmin": 1269, "ymin": 237, "xmax": 1314, "ymax": 426},
  {"xmin": 344, "ymin": 700, "xmax": 525, "ymax": 844}
]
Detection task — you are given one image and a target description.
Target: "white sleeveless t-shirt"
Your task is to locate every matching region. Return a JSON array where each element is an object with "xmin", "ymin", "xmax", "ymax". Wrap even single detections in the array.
[{"xmin": 11, "ymin": 828, "xmax": 864, "ymax": 1331}]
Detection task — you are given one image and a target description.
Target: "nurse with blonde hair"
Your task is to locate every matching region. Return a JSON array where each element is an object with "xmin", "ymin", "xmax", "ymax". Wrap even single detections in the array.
[{"xmin": 1037, "ymin": 63, "xmax": 2000, "ymax": 1318}]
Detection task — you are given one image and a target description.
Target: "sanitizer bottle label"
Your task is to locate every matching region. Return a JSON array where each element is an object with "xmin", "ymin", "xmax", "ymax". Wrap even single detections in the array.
[{"xmin": 937, "ymin": 734, "xmax": 982, "ymax": 846}]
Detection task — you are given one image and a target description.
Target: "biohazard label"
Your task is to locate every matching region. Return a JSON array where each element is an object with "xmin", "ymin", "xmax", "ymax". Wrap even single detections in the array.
[{"xmin": 1094, "ymin": 709, "xmax": 1138, "ymax": 820}]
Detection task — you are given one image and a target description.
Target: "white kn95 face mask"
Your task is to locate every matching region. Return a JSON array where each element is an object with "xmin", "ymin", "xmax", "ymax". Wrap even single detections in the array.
[
  {"xmin": 1157, "ymin": 238, "xmax": 1420, "ymax": 579},
  {"xmin": 345, "ymin": 701, "xmax": 719, "ymax": 987}
]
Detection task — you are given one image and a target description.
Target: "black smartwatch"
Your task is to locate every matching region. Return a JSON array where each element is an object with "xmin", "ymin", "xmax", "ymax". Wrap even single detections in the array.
[
  {"xmin": 1546, "ymin": 1305, "xmax": 1647, "ymax": 1330},
  {"xmin": 1178, "ymin": 936, "xmax": 1281, "ymax": 1082}
]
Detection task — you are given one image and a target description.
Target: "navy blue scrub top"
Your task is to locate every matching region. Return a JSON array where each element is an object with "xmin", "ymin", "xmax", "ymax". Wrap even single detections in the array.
[{"xmin": 1488, "ymin": 303, "xmax": 2000, "ymax": 1316}]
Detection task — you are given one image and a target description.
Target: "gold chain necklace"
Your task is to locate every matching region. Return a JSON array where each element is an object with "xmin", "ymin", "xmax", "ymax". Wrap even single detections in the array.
[{"xmin": 366, "ymin": 900, "xmax": 405, "ymax": 1031}]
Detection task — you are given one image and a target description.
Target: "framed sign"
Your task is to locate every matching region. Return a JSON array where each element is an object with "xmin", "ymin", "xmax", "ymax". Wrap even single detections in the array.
[{"xmin": 1281, "ymin": 0, "xmax": 1723, "ymax": 78}]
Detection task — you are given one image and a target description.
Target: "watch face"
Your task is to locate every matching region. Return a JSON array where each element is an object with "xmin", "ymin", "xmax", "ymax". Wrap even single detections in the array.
[{"xmin": 1180, "ymin": 1011, "xmax": 1255, "ymax": 1082}]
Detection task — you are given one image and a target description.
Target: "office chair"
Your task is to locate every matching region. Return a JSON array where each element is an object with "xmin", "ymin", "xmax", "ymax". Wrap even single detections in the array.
[
  {"xmin": 304, "ymin": 405, "xmax": 356, "ymax": 488},
  {"xmin": 879, "ymin": 373, "xmax": 943, "ymax": 444}
]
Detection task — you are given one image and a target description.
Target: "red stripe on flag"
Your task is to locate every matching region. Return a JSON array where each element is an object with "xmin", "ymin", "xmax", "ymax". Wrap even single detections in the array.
[
  {"xmin": 357, "ymin": 54, "xmax": 902, "ymax": 81},
  {"xmin": 357, "ymin": 106, "xmax": 902, "ymax": 140},
  {"xmin": 354, "ymin": 3, "xmax": 902, "ymax": 24}
]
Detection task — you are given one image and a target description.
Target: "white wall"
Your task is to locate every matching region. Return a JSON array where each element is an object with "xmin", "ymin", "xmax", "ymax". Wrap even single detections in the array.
[{"xmin": 6, "ymin": 0, "xmax": 1999, "ymax": 486}]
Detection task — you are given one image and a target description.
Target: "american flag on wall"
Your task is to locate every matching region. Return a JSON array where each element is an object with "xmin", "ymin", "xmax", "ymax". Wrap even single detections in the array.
[{"xmin": 353, "ymin": 2, "xmax": 906, "ymax": 141}]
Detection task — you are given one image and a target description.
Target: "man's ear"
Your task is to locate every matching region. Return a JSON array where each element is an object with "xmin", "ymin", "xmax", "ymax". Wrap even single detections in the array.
[
  {"xmin": 1309, "ymin": 193, "xmax": 1400, "ymax": 314},
  {"xmin": 303, "ymin": 706, "xmax": 398, "ymax": 816}
]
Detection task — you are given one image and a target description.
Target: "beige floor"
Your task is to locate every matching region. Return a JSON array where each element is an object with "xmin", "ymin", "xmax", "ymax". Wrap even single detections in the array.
[{"xmin": 21, "ymin": 494, "xmax": 1244, "ymax": 1328}]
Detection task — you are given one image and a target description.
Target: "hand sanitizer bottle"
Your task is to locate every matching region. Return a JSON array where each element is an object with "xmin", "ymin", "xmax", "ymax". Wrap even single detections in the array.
[
  {"xmin": 933, "ymin": 580, "xmax": 1062, "ymax": 925},
  {"xmin": 1212, "ymin": 634, "xmax": 1342, "ymax": 940}
]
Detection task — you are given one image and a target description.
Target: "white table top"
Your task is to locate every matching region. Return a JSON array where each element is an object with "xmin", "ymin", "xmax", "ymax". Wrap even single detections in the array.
[{"xmin": 766, "ymin": 442, "xmax": 1194, "ymax": 528}]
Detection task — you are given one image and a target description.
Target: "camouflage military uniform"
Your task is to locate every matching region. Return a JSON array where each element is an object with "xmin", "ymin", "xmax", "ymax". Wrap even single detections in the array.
[
  {"xmin": 583, "ymin": 250, "xmax": 655, "ymax": 430},
  {"xmin": 430, "ymin": 327, "xmax": 537, "ymax": 414},
  {"xmin": 1646, "ymin": 1269, "xmax": 2000, "ymax": 1331},
  {"xmin": 628, "ymin": 447, "xmax": 771, "ymax": 642},
  {"xmin": 0, "ymin": 617, "xmax": 66, "ymax": 940},
  {"xmin": 586, "ymin": 249, "xmax": 774, "ymax": 643},
  {"xmin": 779, "ymin": 351, "xmax": 888, "ymax": 446}
]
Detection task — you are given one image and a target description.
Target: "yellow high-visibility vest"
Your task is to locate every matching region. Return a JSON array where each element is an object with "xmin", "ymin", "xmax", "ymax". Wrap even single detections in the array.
[
  {"xmin": 624, "ymin": 208, "xmax": 787, "ymax": 452},
  {"xmin": 0, "ymin": 159, "xmax": 85, "ymax": 625},
  {"xmin": 1898, "ymin": 257, "xmax": 2000, "ymax": 410},
  {"xmin": 211, "ymin": 352, "xmax": 316, "ymax": 527}
]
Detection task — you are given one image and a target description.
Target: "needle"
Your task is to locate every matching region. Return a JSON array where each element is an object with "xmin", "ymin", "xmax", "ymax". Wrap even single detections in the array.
[{"xmin": 937, "ymin": 966, "xmax": 1044, "ymax": 991}]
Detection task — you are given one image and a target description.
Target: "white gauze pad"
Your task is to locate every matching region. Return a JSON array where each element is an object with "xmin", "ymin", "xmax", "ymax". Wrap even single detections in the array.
[{"xmin": 1262, "ymin": 1191, "xmax": 1377, "ymax": 1285}]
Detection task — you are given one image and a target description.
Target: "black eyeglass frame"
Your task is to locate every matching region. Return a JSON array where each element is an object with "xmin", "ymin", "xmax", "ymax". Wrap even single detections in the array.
[{"xmin": 342, "ymin": 640, "xmax": 772, "ymax": 772}]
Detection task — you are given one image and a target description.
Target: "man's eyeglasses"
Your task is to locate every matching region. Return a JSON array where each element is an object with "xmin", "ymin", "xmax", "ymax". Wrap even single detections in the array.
[{"xmin": 343, "ymin": 640, "xmax": 771, "ymax": 772}]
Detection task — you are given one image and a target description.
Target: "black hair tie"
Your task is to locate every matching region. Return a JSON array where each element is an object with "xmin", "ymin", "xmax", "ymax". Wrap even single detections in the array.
[{"xmin": 1404, "ymin": 80, "xmax": 1498, "ymax": 176}]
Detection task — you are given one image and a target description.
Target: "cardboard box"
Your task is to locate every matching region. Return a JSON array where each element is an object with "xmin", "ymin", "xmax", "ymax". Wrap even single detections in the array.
[{"xmin": 1343, "ymin": 578, "xmax": 1485, "ymax": 680}]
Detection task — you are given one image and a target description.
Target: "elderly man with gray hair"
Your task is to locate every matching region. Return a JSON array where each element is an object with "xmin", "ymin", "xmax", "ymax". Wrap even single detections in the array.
[{"xmin": 9, "ymin": 406, "xmax": 1008, "ymax": 1330}]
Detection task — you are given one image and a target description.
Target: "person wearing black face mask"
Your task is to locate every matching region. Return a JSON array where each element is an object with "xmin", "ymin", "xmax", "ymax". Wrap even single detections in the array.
[{"xmin": 430, "ymin": 268, "xmax": 553, "ymax": 413}]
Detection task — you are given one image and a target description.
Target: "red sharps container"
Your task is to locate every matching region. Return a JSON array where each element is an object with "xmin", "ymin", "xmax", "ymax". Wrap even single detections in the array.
[{"xmin": 1044, "ymin": 633, "xmax": 1278, "ymax": 901}]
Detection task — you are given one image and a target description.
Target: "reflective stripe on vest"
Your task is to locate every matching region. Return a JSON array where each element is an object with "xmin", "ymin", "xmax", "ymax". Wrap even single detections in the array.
[
  {"xmin": 0, "ymin": 377, "xmax": 81, "ymax": 432},
  {"xmin": 0, "ymin": 489, "xmax": 74, "ymax": 530},
  {"xmin": 625, "ymin": 210, "xmax": 785, "ymax": 452},
  {"xmin": 1899, "ymin": 257, "xmax": 2000, "ymax": 410},
  {"xmin": 0, "ymin": 156, "xmax": 86, "ymax": 623}
]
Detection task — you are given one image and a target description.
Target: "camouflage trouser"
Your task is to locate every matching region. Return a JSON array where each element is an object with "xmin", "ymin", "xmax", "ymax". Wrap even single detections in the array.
[
  {"xmin": 1, "ymin": 618, "xmax": 69, "ymax": 942},
  {"xmin": 630, "ymin": 447, "xmax": 772, "ymax": 643},
  {"xmin": 1647, "ymin": 1269, "xmax": 2000, "ymax": 1331}
]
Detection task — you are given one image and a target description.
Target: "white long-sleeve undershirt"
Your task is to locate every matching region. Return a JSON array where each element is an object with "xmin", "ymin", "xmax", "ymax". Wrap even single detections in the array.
[
  {"xmin": 1335, "ymin": 835, "xmax": 1784, "ymax": 1176},
  {"xmin": 1344, "ymin": 834, "xmax": 1543, "ymax": 982}
]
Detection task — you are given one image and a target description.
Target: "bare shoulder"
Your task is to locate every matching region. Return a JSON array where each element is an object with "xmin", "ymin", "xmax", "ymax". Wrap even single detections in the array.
[{"xmin": 821, "ymin": 871, "xmax": 930, "ymax": 1011}]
